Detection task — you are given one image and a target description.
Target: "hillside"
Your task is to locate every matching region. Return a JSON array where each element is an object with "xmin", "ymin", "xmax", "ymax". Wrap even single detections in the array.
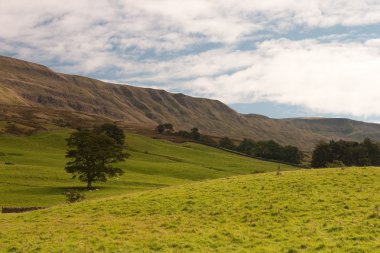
[
  {"xmin": 2, "ymin": 55, "xmax": 380, "ymax": 150},
  {"xmin": 0, "ymin": 130, "xmax": 294, "ymax": 207},
  {"xmin": 1, "ymin": 167, "xmax": 379, "ymax": 252}
]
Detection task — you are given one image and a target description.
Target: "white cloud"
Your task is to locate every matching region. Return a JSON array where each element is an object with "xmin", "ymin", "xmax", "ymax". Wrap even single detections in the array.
[
  {"xmin": 1, "ymin": 1, "xmax": 380, "ymax": 118},
  {"xmin": 1, "ymin": 0, "xmax": 380, "ymax": 63},
  {"xmin": 167, "ymin": 39, "xmax": 380, "ymax": 118}
]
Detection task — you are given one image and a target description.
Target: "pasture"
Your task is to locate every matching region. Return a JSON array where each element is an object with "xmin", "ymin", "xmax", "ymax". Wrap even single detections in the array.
[
  {"xmin": 0, "ymin": 167, "xmax": 378, "ymax": 252},
  {"xmin": 0, "ymin": 130, "xmax": 294, "ymax": 207}
]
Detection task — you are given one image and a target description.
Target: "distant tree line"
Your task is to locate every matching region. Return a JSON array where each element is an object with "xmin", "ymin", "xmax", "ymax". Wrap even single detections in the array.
[
  {"xmin": 233, "ymin": 138, "xmax": 304, "ymax": 164},
  {"xmin": 311, "ymin": 138, "xmax": 380, "ymax": 168},
  {"xmin": 155, "ymin": 124, "xmax": 304, "ymax": 164},
  {"xmin": 156, "ymin": 123, "xmax": 218, "ymax": 146}
]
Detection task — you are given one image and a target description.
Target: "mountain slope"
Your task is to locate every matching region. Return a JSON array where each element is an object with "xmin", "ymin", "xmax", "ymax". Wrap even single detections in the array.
[
  {"xmin": 2, "ymin": 55, "xmax": 380, "ymax": 150},
  {"xmin": 0, "ymin": 55, "xmax": 250, "ymax": 136}
]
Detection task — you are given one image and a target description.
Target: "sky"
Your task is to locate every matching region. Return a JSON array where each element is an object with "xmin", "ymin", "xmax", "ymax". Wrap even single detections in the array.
[{"xmin": 1, "ymin": 0, "xmax": 380, "ymax": 122}]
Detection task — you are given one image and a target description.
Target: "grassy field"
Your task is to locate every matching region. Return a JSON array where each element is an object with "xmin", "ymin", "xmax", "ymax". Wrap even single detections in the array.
[
  {"xmin": 0, "ymin": 167, "xmax": 378, "ymax": 252},
  {"xmin": 0, "ymin": 130, "xmax": 294, "ymax": 207}
]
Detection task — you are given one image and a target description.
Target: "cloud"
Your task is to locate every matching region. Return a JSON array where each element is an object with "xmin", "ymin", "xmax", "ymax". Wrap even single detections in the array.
[
  {"xmin": 1, "ymin": 0, "xmax": 380, "ymax": 61},
  {"xmin": 1, "ymin": 1, "xmax": 380, "ymax": 118},
  {"xmin": 166, "ymin": 39, "xmax": 380, "ymax": 118}
]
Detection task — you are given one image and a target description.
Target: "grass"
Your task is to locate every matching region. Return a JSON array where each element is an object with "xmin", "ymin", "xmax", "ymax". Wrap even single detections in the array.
[
  {"xmin": 0, "ymin": 167, "xmax": 378, "ymax": 252},
  {"xmin": 0, "ymin": 130, "xmax": 295, "ymax": 207}
]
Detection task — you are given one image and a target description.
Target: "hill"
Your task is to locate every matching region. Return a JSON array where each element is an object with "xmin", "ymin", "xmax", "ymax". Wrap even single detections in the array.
[
  {"xmin": 2, "ymin": 55, "xmax": 380, "ymax": 150},
  {"xmin": 0, "ymin": 167, "xmax": 378, "ymax": 252},
  {"xmin": 0, "ymin": 130, "xmax": 294, "ymax": 207}
]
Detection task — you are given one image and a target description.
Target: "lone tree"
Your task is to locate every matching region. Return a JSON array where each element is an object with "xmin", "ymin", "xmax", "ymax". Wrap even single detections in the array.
[
  {"xmin": 65, "ymin": 129, "xmax": 128, "ymax": 189},
  {"xmin": 190, "ymin": 127, "xmax": 201, "ymax": 140}
]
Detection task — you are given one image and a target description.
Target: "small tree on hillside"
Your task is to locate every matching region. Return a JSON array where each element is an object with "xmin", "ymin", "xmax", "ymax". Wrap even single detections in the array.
[
  {"xmin": 190, "ymin": 127, "xmax": 201, "ymax": 140},
  {"xmin": 65, "ymin": 130, "xmax": 128, "ymax": 189},
  {"xmin": 219, "ymin": 137, "xmax": 236, "ymax": 150},
  {"xmin": 156, "ymin": 123, "xmax": 174, "ymax": 134},
  {"xmin": 156, "ymin": 124, "xmax": 166, "ymax": 134},
  {"xmin": 237, "ymin": 138, "xmax": 256, "ymax": 154}
]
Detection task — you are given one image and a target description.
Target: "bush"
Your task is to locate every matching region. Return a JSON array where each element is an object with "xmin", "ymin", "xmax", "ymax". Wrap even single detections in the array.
[
  {"xmin": 64, "ymin": 190, "xmax": 86, "ymax": 203},
  {"xmin": 326, "ymin": 160, "xmax": 346, "ymax": 168}
]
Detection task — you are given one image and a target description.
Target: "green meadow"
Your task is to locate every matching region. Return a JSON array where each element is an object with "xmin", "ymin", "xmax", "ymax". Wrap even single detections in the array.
[
  {"xmin": 0, "ymin": 130, "xmax": 294, "ymax": 207},
  {"xmin": 0, "ymin": 168, "xmax": 379, "ymax": 252}
]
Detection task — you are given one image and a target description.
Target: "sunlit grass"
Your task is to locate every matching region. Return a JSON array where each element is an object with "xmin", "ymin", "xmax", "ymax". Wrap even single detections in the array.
[
  {"xmin": 0, "ymin": 130, "xmax": 295, "ymax": 206},
  {"xmin": 0, "ymin": 167, "xmax": 378, "ymax": 252}
]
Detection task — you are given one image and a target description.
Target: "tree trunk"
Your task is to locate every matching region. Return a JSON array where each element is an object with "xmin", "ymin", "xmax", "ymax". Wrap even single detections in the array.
[{"xmin": 87, "ymin": 179, "xmax": 92, "ymax": 190}]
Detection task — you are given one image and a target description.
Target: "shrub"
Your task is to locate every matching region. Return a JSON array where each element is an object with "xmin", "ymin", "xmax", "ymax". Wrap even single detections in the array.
[
  {"xmin": 64, "ymin": 190, "xmax": 86, "ymax": 203},
  {"xmin": 326, "ymin": 160, "xmax": 346, "ymax": 168}
]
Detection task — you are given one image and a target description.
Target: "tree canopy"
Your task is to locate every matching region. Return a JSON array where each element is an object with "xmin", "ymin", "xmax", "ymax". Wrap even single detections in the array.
[
  {"xmin": 156, "ymin": 123, "xmax": 174, "ymax": 134},
  {"xmin": 190, "ymin": 127, "xmax": 201, "ymax": 140},
  {"xmin": 219, "ymin": 137, "xmax": 236, "ymax": 150},
  {"xmin": 65, "ymin": 129, "xmax": 128, "ymax": 189},
  {"xmin": 236, "ymin": 138, "xmax": 303, "ymax": 164},
  {"xmin": 95, "ymin": 123, "xmax": 125, "ymax": 146},
  {"xmin": 311, "ymin": 138, "xmax": 380, "ymax": 168}
]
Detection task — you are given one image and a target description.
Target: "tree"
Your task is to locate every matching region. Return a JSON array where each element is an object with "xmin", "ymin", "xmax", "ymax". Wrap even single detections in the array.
[
  {"xmin": 199, "ymin": 135, "xmax": 218, "ymax": 147},
  {"xmin": 156, "ymin": 124, "xmax": 165, "ymax": 134},
  {"xmin": 311, "ymin": 142, "xmax": 333, "ymax": 168},
  {"xmin": 254, "ymin": 140, "xmax": 283, "ymax": 160},
  {"xmin": 65, "ymin": 130, "xmax": 128, "ymax": 189},
  {"xmin": 219, "ymin": 137, "xmax": 236, "ymax": 150},
  {"xmin": 163, "ymin": 123, "xmax": 174, "ymax": 133},
  {"xmin": 176, "ymin": 130, "xmax": 191, "ymax": 138},
  {"xmin": 95, "ymin": 123, "xmax": 125, "ymax": 146},
  {"xmin": 311, "ymin": 138, "xmax": 380, "ymax": 168},
  {"xmin": 351, "ymin": 145, "xmax": 370, "ymax": 166},
  {"xmin": 282, "ymin": 145, "xmax": 303, "ymax": 164},
  {"xmin": 236, "ymin": 138, "xmax": 256, "ymax": 154},
  {"xmin": 362, "ymin": 138, "xmax": 380, "ymax": 165},
  {"xmin": 156, "ymin": 123, "xmax": 174, "ymax": 134},
  {"xmin": 190, "ymin": 127, "xmax": 201, "ymax": 140}
]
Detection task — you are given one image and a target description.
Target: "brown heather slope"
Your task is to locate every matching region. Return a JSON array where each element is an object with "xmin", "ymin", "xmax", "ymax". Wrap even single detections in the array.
[{"xmin": 1, "ymin": 55, "xmax": 380, "ymax": 151}]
